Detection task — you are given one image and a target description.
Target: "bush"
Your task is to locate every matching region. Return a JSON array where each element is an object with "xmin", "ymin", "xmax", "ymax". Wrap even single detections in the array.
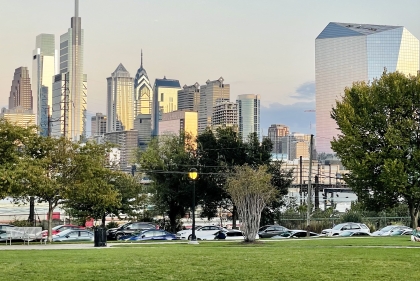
[
  {"xmin": 11, "ymin": 219, "xmax": 34, "ymax": 227},
  {"xmin": 340, "ymin": 211, "xmax": 363, "ymax": 223}
]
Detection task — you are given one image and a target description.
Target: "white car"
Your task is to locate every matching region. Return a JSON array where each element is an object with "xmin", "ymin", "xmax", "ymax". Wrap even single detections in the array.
[
  {"xmin": 198, "ymin": 229, "xmax": 259, "ymax": 241},
  {"xmin": 176, "ymin": 225, "xmax": 225, "ymax": 240},
  {"xmin": 371, "ymin": 225, "xmax": 412, "ymax": 236},
  {"xmin": 321, "ymin": 222, "xmax": 370, "ymax": 236}
]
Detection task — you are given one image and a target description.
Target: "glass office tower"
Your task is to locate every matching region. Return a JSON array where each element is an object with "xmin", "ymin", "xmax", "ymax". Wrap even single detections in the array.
[
  {"xmin": 237, "ymin": 94, "xmax": 260, "ymax": 142},
  {"xmin": 106, "ymin": 63, "xmax": 134, "ymax": 132},
  {"xmin": 134, "ymin": 50, "xmax": 153, "ymax": 117},
  {"xmin": 315, "ymin": 22, "xmax": 419, "ymax": 153},
  {"xmin": 32, "ymin": 33, "xmax": 56, "ymax": 136}
]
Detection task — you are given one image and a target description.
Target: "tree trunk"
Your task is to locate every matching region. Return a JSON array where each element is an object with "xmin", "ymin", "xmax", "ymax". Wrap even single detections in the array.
[
  {"xmin": 101, "ymin": 213, "xmax": 106, "ymax": 228},
  {"xmin": 47, "ymin": 201, "xmax": 54, "ymax": 243},
  {"xmin": 232, "ymin": 205, "xmax": 237, "ymax": 229},
  {"xmin": 169, "ymin": 213, "xmax": 177, "ymax": 234},
  {"xmin": 408, "ymin": 202, "xmax": 419, "ymax": 228}
]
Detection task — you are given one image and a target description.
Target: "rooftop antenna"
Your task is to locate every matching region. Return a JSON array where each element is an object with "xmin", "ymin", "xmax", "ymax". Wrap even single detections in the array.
[
  {"xmin": 141, "ymin": 49, "xmax": 143, "ymax": 67},
  {"xmin": 75, "ymin": 0, "xmax": 79, "ymax": 18}
]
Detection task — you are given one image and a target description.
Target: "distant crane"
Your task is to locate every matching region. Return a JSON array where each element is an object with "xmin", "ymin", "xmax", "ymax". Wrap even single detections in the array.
[{"xmin": 304, "ymin": 110, "xmax": 316, "ymax": 132}]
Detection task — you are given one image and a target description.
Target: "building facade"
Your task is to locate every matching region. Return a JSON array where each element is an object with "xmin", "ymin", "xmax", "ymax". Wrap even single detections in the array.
[
  {"xmin": 32, "ymin": 34, "xmax": 56, "ymax": 136},
  {"xmin": 237, "ymin": 94, "xmax": 260, "ymax": 142},
  {"xmin": 104, "ymin": 130, "xmax": 138, "ymax": 170},
  {"xmin": 152, "ymin": 77, "xmax": 181, "ymax": 136},
  {"xmin": 53, "ymin": 0, "xmax": 87, "ymax": 141},
  {"xmin": 281, "ymin": 133, "xmax": 312, "ymax": 161},
  {"xmin": 198, "ymin": 77, "xmax": 230, "ymax": 134},
  {"xmin": 178, "ymin": 83, "xmax": 200, "ymax": 112},
  {"xmin": 91, "ymin": 113, "xmax": 107, "ymax": 137},
  {"xmin": 0, "ymin": 107, "xmax": 36, "ymax": 128},
  {"xmin": 211, "ymin": 99, "xmax": 238, "ymax": 131},
  {"xmin": 267, "ymin": 124, "xmax": 290, "ymax": 154},
  {"xmin": 134, "ymin": 114, "xmax": 152, "ymax": 150},
  {"xmin": 316, "ymin": 22, "xmax": 420, "ymax": 153},
  {"xmin": 9, "ymin": 67, "xmax": 33, "ymax": 111},
  {"xmin": 106, "ymin": 64, "xmax": 134, "ymax": 132},
  {"xmin": 134, "ymin": 51, "xmax": 153, "ymax": 117},
  {"xmin": 159, "ymin": 110, "xmax": 198, "ymax": 140}
]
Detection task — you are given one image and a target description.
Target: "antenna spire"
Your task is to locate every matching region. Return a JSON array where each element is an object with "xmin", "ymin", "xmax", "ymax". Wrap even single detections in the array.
[
  {"xmin": 75, "ymin": 0, "xmax": 79, "ymax": 18},
  {"xmin": 141, "ymin": 49, "xmax": 143, "ymax": 67}
]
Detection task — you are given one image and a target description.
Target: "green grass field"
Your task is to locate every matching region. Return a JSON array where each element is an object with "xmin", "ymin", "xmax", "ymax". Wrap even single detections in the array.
[{"xmin": 1, "ymin": 237, "xmax": 419, "ymax": 281}]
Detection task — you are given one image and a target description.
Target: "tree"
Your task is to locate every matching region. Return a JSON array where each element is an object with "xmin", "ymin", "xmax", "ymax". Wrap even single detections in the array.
[
  {"xmin": 138, "ymin": 134, "xmax": 196, "ymax": 233},
  {"xmin": 331, "ymin": 71, "xmax": 420, "ymax": 228},
  {"xmin": 0, "ymin": 118, "xmax": 38, "ymax": 199},
  {"xmin": 225, "ymin": 165, "xmax": 277, "ymax": 242}
]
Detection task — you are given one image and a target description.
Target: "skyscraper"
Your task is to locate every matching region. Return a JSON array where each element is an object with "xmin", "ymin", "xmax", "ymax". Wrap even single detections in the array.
[
  {"xmin": 134, "ymin": 50, "xmax": 153, "ymax": 117},
  {"xmin": 106, "ymin": 64, "xmax": 134, "ymax": 132},
  {"xmin": 211, "ymin": 99, "xmax": 238, "ymax": 131},
  {"xmin": 152, "ymin": 77, "xmax": 181, "ymax": 136},
  {"xmin": 52, "ymin": 0, "xmax": 87, "ymax": 141},
  {"xmin": 91, "ymin": 113, "xmax": 107, "ymax": 136},
  {"xmin": 198, "ymin": 77, "xmax": 230, "ymax": 134},
  {"xmin": 237, "ymin": 94, "xmax": 260, "ymax": 142},
  {"xmin": 32, "ymin": 33, "xmax": 56, "ymax": 136},
  {"xmin": 267, "ymin": 124, "xmax": 290, "ymax": 154},
  {"xmin": 178, "ymin": 83, "xmax": 200, "ymax": 112},
  {"xmin": 316, "ymin": 22, "xmax": 419, "ymax": 153},
  {"xmin": 8, "ymin": 67, "xmax": 32, "ymax": 111}
]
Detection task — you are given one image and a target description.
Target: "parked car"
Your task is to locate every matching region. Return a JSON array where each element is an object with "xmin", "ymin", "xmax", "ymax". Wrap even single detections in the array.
[
  {"xmin": 371, "ymin": 225, "xmax": 412, "ymax": 236},
  {"xmin": 198, "ymin": 229, "xmax": 259, "ymax": 241},
  {"xmin": 125, "ymin": 230, "xmax": 178, "ymax": 241},
  {"xmin": 0, "ymin": 224, "xmax": 14, "ymax": 230},
  {"xmin": 107, "ymin": 222, "xmax": 158, "ymax": 240},
  {"xmin": 176, "ymin": 225, "xmax": 226, "ymax": 240},
  {"xmin": 390, "ymin": 229, "xmax": 412, "ymax": 236},
  {"xmin": 339, "ymin": 230, "xmax": 371, "ymax": 237},
  {"xmin": 271, "ymin": 230, "xmax": 319, "ymax": 239},
  {"xmin": 321, "ymin": 223, "xmax": 370, "ymax": 236},
  {"xmin": 258, "ymin": 225, "xmax": 289, "ymax": 238},
  {"xmin": 41, "ymin": 225, "xmax": 85, "ymax": 237},
  {"xmin": 52, "ymin": 229, "xmax": 94, "ymax": 242}
]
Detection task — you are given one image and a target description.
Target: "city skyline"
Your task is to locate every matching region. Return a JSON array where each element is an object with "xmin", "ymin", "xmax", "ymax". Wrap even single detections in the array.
[{"xmin": 2, "ymin": 1, "xmax": 420, "ymax": 137}]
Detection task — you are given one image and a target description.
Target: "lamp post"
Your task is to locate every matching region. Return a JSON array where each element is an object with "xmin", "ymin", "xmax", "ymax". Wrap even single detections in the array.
[{"xmin": 188, "ymin": 168, "xmax": 198, "ymax": 244}]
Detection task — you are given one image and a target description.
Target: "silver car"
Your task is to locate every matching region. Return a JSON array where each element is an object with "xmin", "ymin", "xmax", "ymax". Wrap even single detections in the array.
[
  {"xmin": 321, "ymin": 222, "xmax": 370, "ymax": 236},
  {"xmin": 371, "ymin": 225, "xmax": 412, "ymax": 236},
  {"xmin": 52, "ymin": 229, "xmax": 94, "ymax": 242}
]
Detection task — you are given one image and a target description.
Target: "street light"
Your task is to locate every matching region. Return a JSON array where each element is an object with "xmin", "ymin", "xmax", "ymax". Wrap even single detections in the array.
[{"xmin": 188, "ymin": 168, "xmax": 199, "ymax": 244}]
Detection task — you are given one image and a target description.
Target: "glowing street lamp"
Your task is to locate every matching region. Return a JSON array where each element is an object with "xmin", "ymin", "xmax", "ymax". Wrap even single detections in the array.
[{"xmin": 188, "ymin": 168, "xmax": 198, "ymax": 244}]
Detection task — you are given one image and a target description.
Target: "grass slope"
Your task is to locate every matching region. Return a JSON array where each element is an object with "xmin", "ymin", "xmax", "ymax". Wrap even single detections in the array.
[{"xmin": 1, "ymin": 237, "xmax": 419, "ymax": 281}]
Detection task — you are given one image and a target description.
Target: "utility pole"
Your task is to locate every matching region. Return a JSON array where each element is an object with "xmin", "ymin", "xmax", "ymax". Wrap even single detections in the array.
[
  {"xmin": 306, "ymin": 134, "xmax": 314, "ymax": 234},
  {"xmin": 299, "ymin": 156, "xmax": 303, "ymax": 205}
]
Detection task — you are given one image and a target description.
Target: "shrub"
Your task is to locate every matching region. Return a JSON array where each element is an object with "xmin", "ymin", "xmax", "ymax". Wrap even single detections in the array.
[{"xmin": 106, "ymin": 221, "xmax": 119, "ymax": 229}]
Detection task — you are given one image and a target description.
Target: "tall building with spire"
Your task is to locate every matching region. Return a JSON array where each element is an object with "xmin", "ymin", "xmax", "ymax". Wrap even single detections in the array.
[
  {"xmin": 106, "ymin": 63, "xmax": 134, "ymax": 132},
  {"xmin": 52, "ymin": 0, "xmax": 87, "ymax": 141},
  {"xmin": 9, "ymin": 67, "xmax": 33, "ymax": 111},
  {"xmin": 134, "ymin": 50, "xmax": 153, "ymax": 117},
  {"xmin": 32, "ymin": 34, "xmax": 56, "ymax": 136}
]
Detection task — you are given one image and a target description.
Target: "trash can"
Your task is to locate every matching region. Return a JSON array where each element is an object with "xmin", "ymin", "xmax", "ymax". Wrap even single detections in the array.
[{"xmin": 94, "ymin": 228, "xmax": 107, "ymax": 247}]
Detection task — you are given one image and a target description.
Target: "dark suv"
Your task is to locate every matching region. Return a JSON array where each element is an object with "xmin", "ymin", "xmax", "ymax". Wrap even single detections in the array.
[
  {"xmin": 258, "ymin": 225, "xmax": 288, "ymax": 238},
  {"xmin": 107, "ymin": 222, "xmax": 157, "ymax": 240}
]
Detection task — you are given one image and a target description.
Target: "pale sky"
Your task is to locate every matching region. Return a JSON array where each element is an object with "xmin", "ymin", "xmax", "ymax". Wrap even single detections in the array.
[{"xmin": 1, "ymin": 0, "xmax": 420, "ymax": 136}]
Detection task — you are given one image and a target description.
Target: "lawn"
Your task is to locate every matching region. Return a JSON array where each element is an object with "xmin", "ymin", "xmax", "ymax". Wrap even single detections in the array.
[{"xmin": 1, "ymin": 237, "xmax": 419, "ymax": 281}]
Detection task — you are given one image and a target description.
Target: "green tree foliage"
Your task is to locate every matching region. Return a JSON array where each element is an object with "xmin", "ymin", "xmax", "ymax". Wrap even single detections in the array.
[
  {"xmin": 226, "ymin": 165, "xmax": 277, "ymax": 242},
  {"xmin": 0, "ymin": 118, "xmax": 38, "ymax": 199},
  {"xmin": 331, "ymin": 71, "xmax": 420, "ymax": 228},
  {"xmin": 138, "ymin": 134, "xmax": 196, "ymax": 233}
]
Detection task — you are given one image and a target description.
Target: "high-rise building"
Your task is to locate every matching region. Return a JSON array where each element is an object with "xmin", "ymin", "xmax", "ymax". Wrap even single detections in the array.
[
  {"xmin": 52, "ymin": 0, "xmax": 87, "ymax": 141},
  {"xmin": 152, "ymin": 77, "xmax": 181, "ymax": 136},
  {"xmin": 8, "ymin": 67, "xmax": 32, "ymax": 111},
  {"xmin": 0, "ymin": 107, "xmax": 35, "ymax": 128},
  {"xmin": 198, "ymin": 77, "xmax": 230, "ymax": 134},
  {"xmin": 281, "ymin": 133, "xmax": 312, "ymax": 160},
  {"xmin": 316, "ymin": 22, "xmax": 419, "ymax": 153},
  {"xmin": 211, "ymin": 99, "xmax": 238, "ymax": 131},
  {"xmin": 106, "ymin": 64, "xmax": 134, "ymax": 132},
  {"xmin": 104, "ymin": 130, "xmax": 138, "ymax": 170},
  {"xmin": 134, "ymin": 50, "xmax": 153, "ymax": 117},
  {"xmin": 32, "ymin": 34, "xmax": 56, "ymax": 136},
  {"xmin": 159, "ymin": 110, "xmax": 198, "ymax": 141},
  {"xmin": 237, "ymin": 94, "xmax": 260, "ymax": 142},
  {"xmin": 134, "ymin": 114, "xmax": 152, "ymax": 150},
  {"xmin": 91, "ymin": 113, "xmax": 107, "ymax": 136},
  {"xmin": 178, "ymin": 83, "xmax": 200, "ymax": 112},
  {"xmin": 268, "ymin": 124, "xmax": 290, "ymax": 154}
]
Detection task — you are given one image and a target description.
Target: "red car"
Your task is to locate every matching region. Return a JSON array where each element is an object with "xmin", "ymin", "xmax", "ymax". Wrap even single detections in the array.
[{"xmin": 42, "ymin": 225, "xmax": 85, "ymax": 237}]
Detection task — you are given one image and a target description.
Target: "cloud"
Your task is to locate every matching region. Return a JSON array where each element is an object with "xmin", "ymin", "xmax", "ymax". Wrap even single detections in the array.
[
  {"xmin": 290, "ymin": 81, "xmax": 315, "ymax": 101},
  {"xmin": 260, "ymin": 101, "xmax": 315, "ymax": 135}
]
